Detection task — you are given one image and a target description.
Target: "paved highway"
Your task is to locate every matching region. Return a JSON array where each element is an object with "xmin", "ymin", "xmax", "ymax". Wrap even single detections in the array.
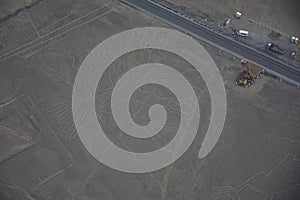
[{"xmin": 121, "ymin": 0, "xmax": 300, "ymax": 86}]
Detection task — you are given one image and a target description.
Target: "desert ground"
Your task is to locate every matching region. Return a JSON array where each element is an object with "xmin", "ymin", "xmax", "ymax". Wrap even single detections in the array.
[{"xmin": 0, "ymin": 0, "xmax": 299, "ymax": 199}]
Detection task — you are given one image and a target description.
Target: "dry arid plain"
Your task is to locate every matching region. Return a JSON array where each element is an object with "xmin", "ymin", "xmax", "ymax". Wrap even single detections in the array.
[{"xmin": 0, "ymin": 0, "xmax": 299, "ymax": 199}]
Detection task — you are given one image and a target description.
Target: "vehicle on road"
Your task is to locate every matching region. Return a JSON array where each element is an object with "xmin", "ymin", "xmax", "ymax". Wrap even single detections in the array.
[
  {"xmin": 265, "ymin": 42, "xmax": 285, "ymax": 55},
  {"xmin": 236, "ymin": 58, "xmax": 264, "ymax": 88}
]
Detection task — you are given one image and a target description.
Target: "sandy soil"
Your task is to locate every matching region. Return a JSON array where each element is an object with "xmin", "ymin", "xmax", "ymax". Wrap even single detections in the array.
[
  {"xmin": 0, "ymin": 0, "xmax": 299, "ymax": 199},
  {"xmin": 0, "ymin": 0, "xmax": 38, "ymax": 21}
]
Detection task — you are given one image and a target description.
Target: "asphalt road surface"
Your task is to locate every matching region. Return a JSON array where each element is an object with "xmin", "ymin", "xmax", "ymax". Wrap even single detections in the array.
[{"xmin": 121, "ymin": 0, "xmax": 300, "ymax": 86}]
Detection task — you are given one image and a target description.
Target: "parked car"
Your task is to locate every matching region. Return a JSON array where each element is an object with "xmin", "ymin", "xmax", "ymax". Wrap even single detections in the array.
[{"xmin": 235, "ymin": 30, "xmax": 248, "ymax": 37}]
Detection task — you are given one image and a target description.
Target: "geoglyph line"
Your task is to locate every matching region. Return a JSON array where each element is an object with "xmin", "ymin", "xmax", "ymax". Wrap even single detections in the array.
[{"xmin": 0, "ymin": 3, "xmax": 116, "ymax": 61}]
